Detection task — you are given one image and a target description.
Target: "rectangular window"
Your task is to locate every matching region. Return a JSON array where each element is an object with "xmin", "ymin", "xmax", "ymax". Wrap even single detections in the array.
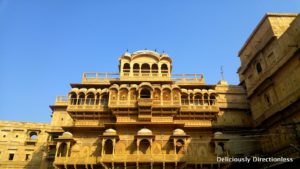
[
  {"xmin": 25, "ymin": 154, "xmax": 30, "ymax": 161},
  {"xmin": 9, "ymin": 153, "xmax": 14, "ymax": 161}
]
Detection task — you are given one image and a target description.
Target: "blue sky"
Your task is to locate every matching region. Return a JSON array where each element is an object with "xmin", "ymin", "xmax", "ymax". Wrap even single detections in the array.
[{"xmin": 0, "ymin": 0, "xmax": 299, "ymax": 123}]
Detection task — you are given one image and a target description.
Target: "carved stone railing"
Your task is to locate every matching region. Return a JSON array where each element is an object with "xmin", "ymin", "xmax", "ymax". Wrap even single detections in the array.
[
  {"xmin": 55, "ymin": 96, "xmax": 68, "ymax": 105},
  {"xmin": 54, "ymin": 154, "xmax": 187, "ymax": 165},
  {"xmin": 82, "ymin": 72, "xmax": 205, "ymax": 84}
]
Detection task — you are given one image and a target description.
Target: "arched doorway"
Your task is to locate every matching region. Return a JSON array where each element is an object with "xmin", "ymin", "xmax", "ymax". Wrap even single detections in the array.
[
  {"xmin": 139, "ymin": 139, "xmax": 151, "ymax": 154},
  {"xmin": 58, "ymin": 142, "xmax": 68, "ymax": 157},
  {"xmin": 175, "ymin": 139, "xmax": 185, "ymax": 154},
  {"xmin": 104, "ymin": 139, "xmax": 113, "ymax": 154},
  {"xmin": 140, "ymin": 88, "xmax": 151, "ymax": 98}
]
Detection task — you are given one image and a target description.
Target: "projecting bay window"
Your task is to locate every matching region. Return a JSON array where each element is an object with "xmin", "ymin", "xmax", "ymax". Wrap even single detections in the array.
[
  {"xmin": 172, "ymin": 129, "xmax": 189, "ymax": 155},
  {"xmin": 101, "ymin": 129, "xmax": 118, "ymax": 156},
  {"xmin": 55, "ymin": 132, "xmax": 75, "ymax": 158}
]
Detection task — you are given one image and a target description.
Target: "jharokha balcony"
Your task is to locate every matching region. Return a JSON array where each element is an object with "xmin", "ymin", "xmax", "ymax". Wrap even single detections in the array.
[
  {"xmin": 66, "ymin": 98, "xmax": 109, "ymax": 112},
  {"xmin": 58, "ymin": 97, "xmax": 218, "ymax": 113}
]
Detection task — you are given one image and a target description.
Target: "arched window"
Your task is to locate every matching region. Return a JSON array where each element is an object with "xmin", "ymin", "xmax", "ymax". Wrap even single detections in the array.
[
  {"xmin": 104, "ymin": 139, "xmax": 113, "ymax": 154},
  {"xmin": 119, "ymin": 88, "xmax": 128, "ymax": 100},
  {"xmin": 256, "ymin": 62, "xmax": 262, "ymax": 73},
  {"xmin": 216, "ymin": 142, "xmax": 225, "ymax": 155},
  {"xmin": 139, "ymin": 139, "xmax": 151, "ymax": 154},
  {"xmin": 172, "ymin": 89, "xmax": 180, "ymax": 100},
  {"xmin": 58, "ymin": 142, "xmax": 68, "ymax": 157},
  {"xmin": 69, "ymin": 92, "xmax": 77, "ymax": 105},
  {"xmin": 151, "ymin": 64, "xmax": 158, "ymax": 76},
  {"xmin": 140, "ymin": 88, "xmax": 151, "ymax": 98},
  {"xmin": 189, "ymin": 94, "xmax": 194, "ymax": 105},
  {"xmin": 161, "ymin": 64, "xmax": 168, "ymax": 76},
  {"xmin": 153, "ymin": 88, "xmax": 161, "ymax": 100},
  {"xmin": 176, "ymin": 139, "xmax": 185, "ymax": 154},
  {"xmin": 204, "ymin": 93, "xmax": 209, "ymax": 105},
  {"xmin": 133, "ymin": 63, "xmax": 140, "ymax": 76},
  {"xmin": 194, "ymin": 94, "xmax": 203, "ymax": 105},
  {"xmin": 141, "ymin": 63, "xmax": 150, "ymax": 76},
  {"xmin": 181, "ymin": 93, "xmax": 188, "ymax": 105},
  {"xmin": 86, "ymin": 92, "xmax": 95, "ymax": 105},
  {"xmin": 101, "ymin": 93, "xmax": 109, "ymax": 106},
  {"xmin": 210, "ymin": 94, "xmax": 216, "ymax": 105},
  {"xmin": 162, "ymin": 89, "xmax": 171, "ymax": 101},
  {"xmin": 129, "ymin": 89, "xmax": 137, "ymax": 100},
  {"xmin": 123, "ymin": 63, "xmax": 130, "ymax": 73},
  {"xmin": 78, "ymin": 92, "xmax": 85, "ymax": 105},
  {"xmin": 96, "ymin": 93, "xmax": 100, "ymax": 105},
  {"xmin": 29, "ymin": 131, "xmax": 38, "ymax": 140},
  {"xmin": 110, "ymin": 89, "xmax": 118, "ymax": 101}
]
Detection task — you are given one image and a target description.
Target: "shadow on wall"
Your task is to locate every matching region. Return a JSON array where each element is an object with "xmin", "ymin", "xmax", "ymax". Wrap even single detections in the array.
[{"xmin": 24, "ymin": 143, "xmax": 51, "ymax": 169}]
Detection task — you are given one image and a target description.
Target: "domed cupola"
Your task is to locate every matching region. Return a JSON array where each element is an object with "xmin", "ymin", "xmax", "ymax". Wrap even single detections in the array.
[
  {"xmin": 173, "ymin": 129, "xmax": 186, "ymax": 136},
  {"xmin": 137, "ymin": 128, "xmax": 152, "ymax": 136},
  {"xmin": 103, "ymin": 128, "xmax": 117, "ymax": 136}
]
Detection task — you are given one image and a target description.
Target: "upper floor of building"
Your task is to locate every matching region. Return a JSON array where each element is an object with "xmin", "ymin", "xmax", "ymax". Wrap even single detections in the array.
[
  {"xmin": 81, "ymin": 50, "xmax": 204, "ymax": 84},
  {"xmin": 50, "ymin": 50, "xmax": 250, "ymax": 128}
]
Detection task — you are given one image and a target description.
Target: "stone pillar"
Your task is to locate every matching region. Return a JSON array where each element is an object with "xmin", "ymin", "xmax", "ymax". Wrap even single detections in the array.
[
  {"xmin": 55, "ymin": 142, "xmax": 61, "ymax": 157},
  {"xmin": 101, "ymin": 139, "xmax": 105, "ymax": 156},
  {"xmin": 66, "ymin": 142, "xmax": 71, "ymax": 157}
]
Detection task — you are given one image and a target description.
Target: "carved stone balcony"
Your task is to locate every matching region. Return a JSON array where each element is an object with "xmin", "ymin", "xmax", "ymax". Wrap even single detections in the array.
[
  {"xmin": 67, "ymin": 99, "xmax": 109, "ymax": 112},
  {"xmin": 81, "ymin": 72, "xmax": 205, "ymax": 84},
  {"xmin": 137, "ymin": 98, "xmax": 153, "ymax": 107},
  {"xmin": 53, "ymin": 154, "xmax": 188, "ymax": 165},
  {"xmin": 137, "ymin": 98, "xmax": 152, "ymax": 121},
  {"xmin": 108, "ymin": 100, "xmax": 137, "ymax": 108},
  {"xmin": 180, "ymin": 99, "xmax": 219, "ymax": 113}
]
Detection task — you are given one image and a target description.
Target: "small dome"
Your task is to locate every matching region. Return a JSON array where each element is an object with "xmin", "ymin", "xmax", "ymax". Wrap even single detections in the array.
[
  {"xmin": 62, "ymin": 132, "xmax": 73, "ymax": 138},
  {"xmin": 103, "ymin": 128, "xmax": 117, "ymax": 135},
  {"xmin": 137, "ymin": 128, "xmax": 152, "ymax": 135},
  {"xmin": 173, "ymin": 129, "xmax": 186, "ymax": 136},
  {"xmin": 123, "ymin": 51, "xmax": 131, "ymax": 57},
  {"xmin": 214, "ymin": 132, "xmax": 223, "ymax": 138}
]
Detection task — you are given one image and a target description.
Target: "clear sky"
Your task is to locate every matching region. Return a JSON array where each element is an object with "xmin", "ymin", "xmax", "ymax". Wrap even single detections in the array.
[{"xmin": 0, "ymin": 0, "xmax": 299, "ymax": 123}]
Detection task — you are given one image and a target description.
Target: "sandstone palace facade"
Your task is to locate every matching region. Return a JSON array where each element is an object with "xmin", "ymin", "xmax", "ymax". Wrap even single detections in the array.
[{"xmin": 0, "ymin": 13, "xmax": 299, "ymax": 169}]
